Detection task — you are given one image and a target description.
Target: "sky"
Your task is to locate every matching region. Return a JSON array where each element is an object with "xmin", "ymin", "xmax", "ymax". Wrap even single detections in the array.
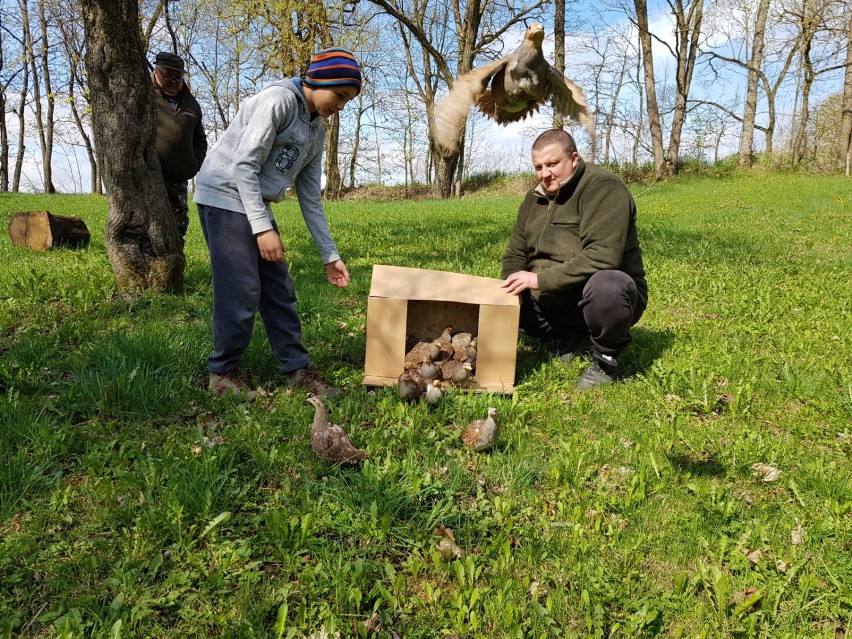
[{"xmin": 7, "ymin": 0, "xmax": 848, "ymax": 193}]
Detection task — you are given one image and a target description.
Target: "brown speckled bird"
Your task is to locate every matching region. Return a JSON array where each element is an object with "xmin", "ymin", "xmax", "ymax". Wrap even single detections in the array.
[
  {"xmin": 435, "ymin": 326, "xmax": 454, "ymax": 345},
  {"xmin": 439, "ymin": 359, "xmax": 472, "ymax": 384},
  {"xmin": 404, "ymin": 340, "xmax": 441, "ymax": 370},
  {"xmin": 424, "ymin": 381, "xmax": 446, "ymax": 404},
  {"xmin": 397, "ymin": 369, "xmax": 426, "ymax": 401},
  {"xmin": 461, "ymin": 407, "xmax": 500, "ymax": 451},
  {"xmin": 307, "ymin": 395, "xmax": 367, "ymax": 463},
  {"xmin": 434, "ymin": 23, "xmax": 593, "ymax": 150}
]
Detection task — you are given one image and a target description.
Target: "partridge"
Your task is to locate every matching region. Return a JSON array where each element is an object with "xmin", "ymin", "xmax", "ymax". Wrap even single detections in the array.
[
  {"xmin": 438, "ymin": 359, "xmax": 472, "ymax": 384},
  {"xmin": 404, "ymin": 340, "xmax": 441, "ymax": 369},
  {"xmin": 424, "ymin": 381, "xmax": 445, "ymax": 404},
  {"xmin": 434, "ymin": 23, "xmax": 593, "ymax": 150},
  {"xmin": 307, "ymin": 395, "xmax": 367, "ymax": 463},
  {"xmin": 435, "ymin": 326, "xmax": 454, "ymax": 345},
  {"xmin": 419, "ymin": 361, "xmax": 440, "ymax": 382},
  {"xmin": 397, "ymin": 369, "xmax": 426, "ymax": 401},
  {"xmin": 461, "ymin": 407, "xmax": 500, "ymax": 451}
]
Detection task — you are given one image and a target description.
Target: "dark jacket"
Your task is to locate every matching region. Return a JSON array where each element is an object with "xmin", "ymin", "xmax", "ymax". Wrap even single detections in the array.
[
  {"xmin": 502, "ymin": 158, "xmax": 647, "ymax": 308},
  {"xmin": 154, "ymin": 84, "xmax": 207, "ymax": 182}
]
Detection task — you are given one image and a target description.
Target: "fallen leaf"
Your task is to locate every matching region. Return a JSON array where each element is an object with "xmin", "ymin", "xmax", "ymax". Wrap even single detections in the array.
[
  {"xmin": 529, "ymin": 581, "xmax": 540, "ymax": 598},
  {"xmin": 745, "ymin": 549, "xmax": 763, "ymax": 565},
  {"xmin": 791, "ymin": 521, "xmax": 805, "ymax": 546},
  {"xmin": 776, "ymin": 559, "xmax": 788, "ymax": 573},
  {"xmin": 752, "ymin": 463, "xmax": 782, "ymax": 483}
]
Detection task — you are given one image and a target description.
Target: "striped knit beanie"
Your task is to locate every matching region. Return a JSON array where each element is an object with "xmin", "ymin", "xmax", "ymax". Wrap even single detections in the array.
[{"xmin": 304, "ymin": 48, "xmax": 362, "ymax": 94}]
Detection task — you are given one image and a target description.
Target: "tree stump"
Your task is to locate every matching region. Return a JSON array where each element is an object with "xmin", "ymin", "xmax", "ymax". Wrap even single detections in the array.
[{"xmin": 8, "ymin": 211, "xmax": 91, "ymax": 250}]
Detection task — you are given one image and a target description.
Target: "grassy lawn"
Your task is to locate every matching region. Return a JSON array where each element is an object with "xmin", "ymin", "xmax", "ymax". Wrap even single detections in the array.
[{"xmin": 0, "ymin": 172, "xmax": 850, "ymax": 638}]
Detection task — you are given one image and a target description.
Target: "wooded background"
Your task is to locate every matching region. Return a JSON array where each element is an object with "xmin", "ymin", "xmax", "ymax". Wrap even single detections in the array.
[{"xmin": 1, "ymin": 0, "xmax": 851, "ymax": 197}]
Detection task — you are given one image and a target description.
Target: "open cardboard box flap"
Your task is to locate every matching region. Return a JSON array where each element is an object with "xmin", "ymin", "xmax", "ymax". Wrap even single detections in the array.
[
  {"xmin": 363, "ymin": 265, "xmax": 520, "ymax": 394},
  {"xmin": 369, "ymin": 265, "xmax": 518, "ymax": 307}
]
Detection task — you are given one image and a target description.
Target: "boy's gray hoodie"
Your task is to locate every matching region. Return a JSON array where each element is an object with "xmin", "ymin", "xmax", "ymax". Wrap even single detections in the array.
[{"xmin": 194, "ymin": 79, "xmax": 339, "ymax": 263}]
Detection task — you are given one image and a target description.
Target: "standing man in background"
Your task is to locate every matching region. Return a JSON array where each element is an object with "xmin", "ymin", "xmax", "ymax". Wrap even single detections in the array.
[{"xmin": 152, "ymin": 52, "xmax": 207, "ymax": 242}]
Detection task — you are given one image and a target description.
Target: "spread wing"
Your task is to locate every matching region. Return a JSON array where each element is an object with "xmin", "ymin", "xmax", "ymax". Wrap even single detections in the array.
[
  {"xmin": 433, "ymin": 58, "xmax": 508, "ymax": 151},
  {"xmin": 546, "ymin": 66, "xmax": 595, "ymax": 135}
]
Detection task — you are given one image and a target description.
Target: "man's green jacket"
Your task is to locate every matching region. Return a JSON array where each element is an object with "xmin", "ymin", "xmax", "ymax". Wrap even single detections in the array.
[
  {"xmin": 154, "ymin": 85, "xmax": 207, "ymax": 183},
  {"xmin": 502, "ymin": 158, "xmax": 647, "ymax": 309}
]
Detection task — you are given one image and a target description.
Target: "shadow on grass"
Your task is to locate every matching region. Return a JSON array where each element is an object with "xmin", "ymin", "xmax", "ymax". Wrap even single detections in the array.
[
  {"xmin": 666, "ymin": 452, "xmax": 726, "ymax": 478},
  {"xmin": 514, "ymin": 326, "xmax": 675, "ymax": 385}
]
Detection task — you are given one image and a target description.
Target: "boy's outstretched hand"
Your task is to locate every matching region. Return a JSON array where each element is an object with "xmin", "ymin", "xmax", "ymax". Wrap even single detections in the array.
[{"xmin": 326, "ymin": 259, "xmax": 350, "ymax": 287}]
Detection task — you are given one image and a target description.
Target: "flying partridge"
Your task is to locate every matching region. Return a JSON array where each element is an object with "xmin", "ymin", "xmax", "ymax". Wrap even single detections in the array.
[
  {"xmin": 307, "ymin": 395, "xmax": 367, "ymax": 463},
  {"xmin": 461, "ymin": 407, "xmax": 500, "ymax": 451},
  {"xmin": 434, "ymin": 23, "xmax": 593, "ymax": 150}
]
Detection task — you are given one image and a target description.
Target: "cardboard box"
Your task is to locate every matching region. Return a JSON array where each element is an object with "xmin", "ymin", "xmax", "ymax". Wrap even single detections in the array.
[{"xmin": 362, "ymin": 265, "xmax": 520, "ymax": 394}]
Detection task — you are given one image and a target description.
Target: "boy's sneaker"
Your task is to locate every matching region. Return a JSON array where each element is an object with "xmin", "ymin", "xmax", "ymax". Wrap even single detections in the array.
[
  {"xmin": 285, "ymin": 367, "xmax": 342, "ymax": 398},
  {"xmin": 209, "ymin": 370, "xmax": 258, "ymax": 401},
  {"xmin": 578, "ymin": 353, "xmax": 618, "ymax": 390}
]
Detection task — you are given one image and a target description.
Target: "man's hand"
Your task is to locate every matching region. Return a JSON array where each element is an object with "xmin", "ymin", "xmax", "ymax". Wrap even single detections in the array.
[
  {"xmin": 257, "ymin": 229, "xmax": 285, "ymax": 262},
  {"xmin": 325, "ymin": 259, "xmax": 350, "ymax": 288},
  {"xmin": 501, "ymin": 270, "xmax": 539, "ymax": 295}
]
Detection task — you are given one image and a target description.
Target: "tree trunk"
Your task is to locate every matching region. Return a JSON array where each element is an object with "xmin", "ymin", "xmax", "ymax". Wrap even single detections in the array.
[
  {"xmin": 0, "ymin": 89, "xmax": 7, "ymax": 192},
  {"xmin": 431, "ymin": 143, "xmax": 460, "ymax": 199},
  {"xmin": 553, "ymin": 0, "xmax": 565, "ymax": 130},
  {"xmin": 0, "ymin": 22, "xmax": 7, "ymax": 192},
  {"xmin": 739, "ymin": 0, "xmax": 770, "ymax": 167},
  {"xmin": 325, "ymin": 113, "xmax": 342, "ymax": 199},
  {"xmin": 604, "ymin": 56, "xmax": 628, "ymax": 165},
  {"xmin": 792, "ymin": 3, "xmax": 816, "ymax": 167},
  {"xmin": 837, "ymin": 19, "xmax": 852, "ymax": 171},
  {"xmin": 36, "ymin": 0, "xmax": 55, "ymax": 193},
  {"xmin": 665, "ymin": 0, "xmax": 703, "ymax": 174},
  {"xmin": 13, "ymin": 0, "xmax": 31, "ymax": 192},
  {"xmin": 347, "ymin": 96, "xmax": 364, "ymax": 190},
  {"xmin": 80, "ymin": 0, "xmax": 184, "ymax": 292},
  {"xmin": 56, "ymin": 4, "xmax": 100, "ymax": 195},
  {"xmin": 634, "ymin": 0, "xmax": 666, "ymax": 177}
]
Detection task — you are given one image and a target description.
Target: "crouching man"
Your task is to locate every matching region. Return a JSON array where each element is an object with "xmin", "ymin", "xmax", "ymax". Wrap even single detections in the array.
[{"xmin": 501, "ymin": 129, "xmax": 648, "ymax": 389}]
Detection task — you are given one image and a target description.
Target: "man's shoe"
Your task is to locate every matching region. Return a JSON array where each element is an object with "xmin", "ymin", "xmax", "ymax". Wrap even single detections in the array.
[
  {"xmin": 555, "ymin": 335, "xmax": 593, "ymax": 363},
  {"xmin": 578, "ymin": 353, "xmax": 618, "ymax": 390},
  {"xmin": 209, "ymin": 370, "xmax": 258, "ymax": 401},
  {"xmin": 286, "ymin": 367, "xmax": 343, "ymax": 399}
]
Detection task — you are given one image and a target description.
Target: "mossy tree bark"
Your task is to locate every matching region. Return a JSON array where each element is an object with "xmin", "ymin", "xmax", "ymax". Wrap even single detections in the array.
[{"xmin": 80, "ymin": 0, "xmax": 184, "ymax": 292}]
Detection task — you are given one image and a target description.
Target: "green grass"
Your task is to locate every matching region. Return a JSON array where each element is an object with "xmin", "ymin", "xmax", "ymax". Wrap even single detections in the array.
[{"xmin": 1, "ymin": 172, "xmax": 850, "ymax": 638}]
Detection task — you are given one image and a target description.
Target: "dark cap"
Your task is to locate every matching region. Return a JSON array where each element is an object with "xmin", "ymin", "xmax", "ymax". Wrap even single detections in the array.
[{"xmin": 154, "ymin": 52, "xmax": 185, "ymax": 73}]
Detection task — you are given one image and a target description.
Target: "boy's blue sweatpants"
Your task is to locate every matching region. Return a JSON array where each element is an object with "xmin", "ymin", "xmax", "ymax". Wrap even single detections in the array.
[{"xmin": 198, "ymin": 204, "xmax": 311, "ymax": 375}]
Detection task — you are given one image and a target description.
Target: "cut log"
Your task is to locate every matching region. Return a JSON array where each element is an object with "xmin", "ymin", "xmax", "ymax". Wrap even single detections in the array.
[{"xmin": 8, "ymin": 211, "xmax": 91, "ymax": 250}]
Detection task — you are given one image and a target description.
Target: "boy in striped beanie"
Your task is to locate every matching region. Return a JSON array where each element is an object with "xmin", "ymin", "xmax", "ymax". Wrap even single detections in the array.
[{"xmin": 194, "ymin": 48, "xmax": 362, "ymax": 400}]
